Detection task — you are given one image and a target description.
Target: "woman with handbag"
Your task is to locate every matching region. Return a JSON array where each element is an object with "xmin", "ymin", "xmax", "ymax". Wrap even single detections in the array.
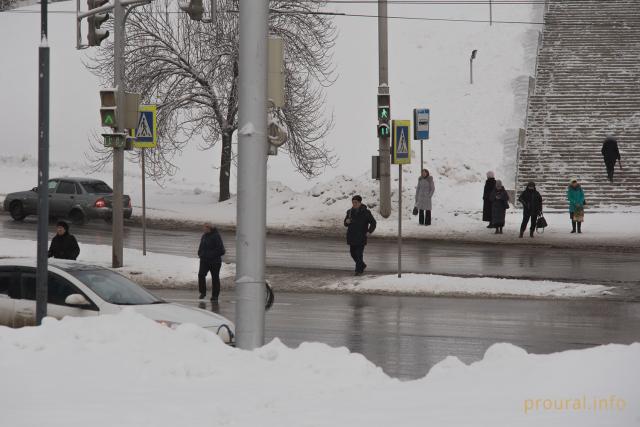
[
  {"xmin": 517, "ymin": 181, "xmax": 543, "ymax": 238},
  {"xmin": 489, "ymin": 180, "xmax": 509, "ymax": 234},
  {"xmin": 567, "ymin": 178, "xmax": 586, "ymax": 234},
  {"xmin": 414, "ymin": 169, "xmax": 435, "ymax": 226}
]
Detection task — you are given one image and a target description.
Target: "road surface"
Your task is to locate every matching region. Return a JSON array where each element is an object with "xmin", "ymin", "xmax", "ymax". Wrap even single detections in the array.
[
  {"xmin": 2, "ymin": 217, "xmax": 639, "ymax": 288},
  {"xmin": 156, "ymin": 289, "xmax": 640, "ymax": 379}
]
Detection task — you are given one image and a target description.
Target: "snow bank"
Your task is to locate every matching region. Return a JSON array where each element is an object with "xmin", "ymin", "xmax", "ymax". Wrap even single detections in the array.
[
  {"xmin": 0, "ymin": 238, "xmax": 234, "ymax": 287},
  {"xmin": 328, "ymin": 273, "xmax": 612, "ymax": 298},
  {"xmin": 0, "ymin": 312, "xmax": 637, "ymax": 426}
]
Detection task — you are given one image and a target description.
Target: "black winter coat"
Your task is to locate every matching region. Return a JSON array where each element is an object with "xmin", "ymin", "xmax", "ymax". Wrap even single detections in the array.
[
  {"xmin": 490, "ymin": 188, "xmax": 510, "ymax": 227},
  {"xmin": 48, "ymin": 233, "xmax": 80, "ymax": 260},
  {"xmin": 482, "ymin": 178, "xmax": 496, "ymax": 222},
  {"xmin": 344, "ymin": 205, "xmax": 377, "ymax": 246},
  {"xmin": 198, "ymin": 229, "xmax": 226, "ymax": 262},
  {"xmin": 601, "ymin": 137, "xmax": 621, "ymax": 163},
  {"xmin": 518, "ymin": 189, "xmax": 543, "ymax": 216}
]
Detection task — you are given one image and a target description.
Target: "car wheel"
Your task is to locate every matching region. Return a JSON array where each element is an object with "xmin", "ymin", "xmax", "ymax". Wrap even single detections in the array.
[
  {"xmin": 69, "ymin": 209, "xmax": 86, "ymax": 225},
  {"xmin": 9, "ymin": 201, "xmax": 27, "ymax": 221}
]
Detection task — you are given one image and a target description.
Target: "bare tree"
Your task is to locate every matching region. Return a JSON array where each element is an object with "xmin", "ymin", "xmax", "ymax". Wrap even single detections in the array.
[{"xmin": 86, "ymin": 0, "xmax": 336, "ymax": 201}]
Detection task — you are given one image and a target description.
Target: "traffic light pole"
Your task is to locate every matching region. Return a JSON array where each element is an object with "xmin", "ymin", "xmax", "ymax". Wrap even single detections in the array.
[
  {"xmin": 112, "ymin": 0, "xmax": 125, "ymax": 268},
  {"xmin": 378, "ymin": 0, "xmax": 391, "ymax": 219},
  {"xmin": 36, "ymin": 0, "xmax": 50, "ymax": 325},
  {"xmin": 235, "ymin": 0, "xmax": 268, "ymax": 350}
]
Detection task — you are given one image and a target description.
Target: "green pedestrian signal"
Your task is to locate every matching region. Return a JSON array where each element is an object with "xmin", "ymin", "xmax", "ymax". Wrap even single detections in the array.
[
  {"xmin": 377, "ymin": 123, "xmax": 390, "ymax": 138},
  {"xmin": 99, "ymin": 88, "xmax": 118, "ymax": 129},
  {"xmin": 378, "ymin": 107, "xmax": 389, "ymax": 121},
  {"xmin": 103, "ymin": 113, "xmax": 114, "ymax": 126}
]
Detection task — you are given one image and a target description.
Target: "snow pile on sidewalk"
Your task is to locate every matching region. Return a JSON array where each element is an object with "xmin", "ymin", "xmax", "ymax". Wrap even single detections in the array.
[
  {"xmin": 0, "ymin": 312, "xmax": 637, "ymax": 427},
  {"xmin": 328, "ymin": 273, "xmax": 612, "ymax": 298},
  {"xmin": 0, "ymin": 238, "xmax": 234, "ymax": 287}
]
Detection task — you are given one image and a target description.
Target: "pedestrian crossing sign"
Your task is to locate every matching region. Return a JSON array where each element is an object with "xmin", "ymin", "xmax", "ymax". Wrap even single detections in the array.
[
  {"xmin": 132, "ymin": 105, "xmax": 157, "ymax": 148},
  {"xmin": 392, "ymin": 120, "xmax": 411, "ymax": 165}
]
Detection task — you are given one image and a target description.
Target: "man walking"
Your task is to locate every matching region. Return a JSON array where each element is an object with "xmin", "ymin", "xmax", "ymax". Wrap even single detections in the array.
[
  {"xmin": 197, "ymin": 223, "xmax": 225, "ymax": 302},
  {"xmin": 48, "ymin": 221, "xmax": 80, "ymax": 260},
  {"xmin": 344, "ymin": 195, "xmax": 377, "ymax": 276},
  {"xmin": 602, "ymin": 133, "xmax": 621, "ymax": 182}
]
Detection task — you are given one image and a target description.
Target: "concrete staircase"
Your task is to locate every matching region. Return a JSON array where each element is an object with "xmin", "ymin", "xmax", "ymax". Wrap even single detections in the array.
[{"xmin": 516, "ymin": 0, "xmax": 640, "ymax": 208}]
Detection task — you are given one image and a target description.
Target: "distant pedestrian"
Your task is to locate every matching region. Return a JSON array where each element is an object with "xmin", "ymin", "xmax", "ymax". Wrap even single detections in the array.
[
  {"xmin": 517, "ymin": 181, "xmax": 543, "ymax": 238},
  {"xmin": 48, "ymin": 221, "xmax": 80, "ymax": 260},
  {"xmin": 415, "ymin": 169, "xmax": 435, "ymax": 226},
  {"xmin": 489, "ymin": 180, "xmax": 510, "ymax": 234},
  {"xmin": 602, "ymin": 133, "xmax": 621, "ymax": 182},
  {"xmin": 483, "ymin": 171, "xmax": 496, "ymax": 227},
  {"xmin": 567, "ymin": 178, "xmax": 586, "ymax": 234},
  {"xmin": 197, "ymin": 223, "xmax": 226, "ymax": 302},
  {"xmin": 344, "ymin": 195, "xmax": 377, "ymax": 276}
]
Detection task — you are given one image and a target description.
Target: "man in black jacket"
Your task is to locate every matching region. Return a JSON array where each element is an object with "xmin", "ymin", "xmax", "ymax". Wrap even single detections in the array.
[
  {"xmin": 48, "ymin": 221, "xmax": 80, "ymax": 260},
  {"xmin": 197, "ymin": 223, "xmax": 226, "ymax": 302},
  {"xmin": 602, "ymin": 134, "xmax": 621, "ymax": 182},
  {"xmin": 517, "ymin": 182, "xmax": 543, "ymax": 238},
  {"xmin": 344, "ymin": 195, "xmax": 377, "ymax": 276}
]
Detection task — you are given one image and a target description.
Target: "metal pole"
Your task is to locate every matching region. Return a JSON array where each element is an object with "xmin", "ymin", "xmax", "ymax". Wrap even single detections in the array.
[
  {"xmin": 141, "ymin": 149, "xmax": 146, "ymax": 256},
  {"xmin": 236, "ymin": 0, "xmax": 268, "ymax": 349},
  {"xmin": 112, "ymin": 0, "xmax": 125, "ymax": 268},
  {"xmin": 36, "ymin": 0, "xmax": 50, "ymax": 325},
  {"xmin": 420, "ymin": 139, "xmax": 424, "ymax": 170},
  {"xmin": 398, "ymin": 164, "xmax": 402, "ymax": 278},
  {"xmin": 378, "ymin": 0, "xmax": 391, "ymax": 218},
  {"xmin": 489, "ymin": 0, "xmax": 493, "ymax": 26}
]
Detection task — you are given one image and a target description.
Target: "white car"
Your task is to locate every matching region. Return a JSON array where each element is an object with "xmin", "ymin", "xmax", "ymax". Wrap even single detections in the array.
[{"xmin": 0, "ymin": 258, "xmax": 235, "ymax": 344}]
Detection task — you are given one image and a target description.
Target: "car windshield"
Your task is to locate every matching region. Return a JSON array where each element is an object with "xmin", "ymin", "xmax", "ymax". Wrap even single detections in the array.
[
  {"xmin": 68, "ymin": 269, "xmax": 164, "ymax": 305},
  {"xmin": 81, "ymin": 181, "xmax": 112, "ymax": 194}
]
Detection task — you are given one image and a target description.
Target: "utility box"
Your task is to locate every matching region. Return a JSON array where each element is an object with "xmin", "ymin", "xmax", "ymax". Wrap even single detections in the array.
[
  {"xmin": 372, "ymin": 155, "xmax": 380, "ymax": 180},
  {"xmin": 124, "ymin": 92, "xmax": 141, "ymax": 130},
  {"xmin": 268, "ymin": 36, "xmax": 285, "ymax": 108}
]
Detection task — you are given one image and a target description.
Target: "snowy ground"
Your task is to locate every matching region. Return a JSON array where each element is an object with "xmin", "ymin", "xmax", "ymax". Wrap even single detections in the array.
[
  {"xmin": 0, "ymin": 312, "xmax": 637, "ymax": 427},
  {"xmin": 0, "ymin": 238, "xmax": 614, "ymax": 298}
]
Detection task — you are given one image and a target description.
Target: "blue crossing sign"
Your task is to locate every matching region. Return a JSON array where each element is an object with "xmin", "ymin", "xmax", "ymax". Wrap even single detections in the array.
[
  {"xmin": 392, "ymin": 120, "xmax": 411, "ymax": 165},
  {"xmin": 133, "ymin": 105, "xmax": 157, "ymax": 148}
]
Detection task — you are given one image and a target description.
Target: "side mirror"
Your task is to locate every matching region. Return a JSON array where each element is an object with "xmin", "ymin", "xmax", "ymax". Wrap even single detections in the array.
[{"xmin": 65, "ymin": 294, "xmax": 91, "ymax": 307}]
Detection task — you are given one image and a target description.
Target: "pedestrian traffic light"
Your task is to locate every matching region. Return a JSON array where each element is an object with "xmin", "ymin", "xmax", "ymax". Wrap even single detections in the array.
[
  {"xmin": 179, "ymin": 0, "xmax": 203, "ymax": 21},
  {"xmin": 378, "ymin": 106, "xmax": 390, "ymax": 122},
  {"xmin": 87, "ymin": 0, "xmax": 110, "ymax": 46},
  {"xmin": 100, "ymin": 89, "xmax": 118, "ymax": 128},
  {"xmin": 377, "ymin": 123, "xmax": 390, "ymax": 138}
]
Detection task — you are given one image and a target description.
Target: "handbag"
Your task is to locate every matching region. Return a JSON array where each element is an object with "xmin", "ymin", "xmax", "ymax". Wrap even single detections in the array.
[
  {"xmin": 412, "ymin": 206, "xmax": 419, "ymax": 216},
  {"xmin": 536, "ymin": 213, "xmax": 548, "ymax": 233}
]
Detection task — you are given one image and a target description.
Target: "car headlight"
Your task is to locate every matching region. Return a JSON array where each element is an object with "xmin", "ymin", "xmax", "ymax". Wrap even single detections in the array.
[
  {"xmin": 216, "ymin": 324, "xmax": 235, "ymax": 345},
  {"xmin": 155, "ymin": 320, "xmax": 180, "ymax": 329}
]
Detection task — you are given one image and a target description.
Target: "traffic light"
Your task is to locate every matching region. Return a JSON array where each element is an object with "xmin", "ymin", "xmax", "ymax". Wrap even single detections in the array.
[
  {"xmin": 87, "ymin": 0, "xmax": 110, "ymax": 46},
  {"xmin": 179, "ymin": 0, "xmax": 203, "ymax": 21},
  {"xmin": 100, "ymin": 89, "xmax": 118, "ymax": 128},
  {"xmin": 377, "ymin": 93, "xmax": 390, "ymax": 138}
]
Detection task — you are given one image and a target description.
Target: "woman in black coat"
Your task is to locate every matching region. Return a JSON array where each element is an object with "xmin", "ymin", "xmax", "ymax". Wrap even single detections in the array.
[
  {"xmin": 482, "ymin": 171, "xmax": 496, "ymax": 227},
  {"xmin": 517, "ymin": 181, "xmax": 543, "ymax": 238},
  {"xmin": 489, "ymin": 180, "xmax": 509, "ymax": 234}
]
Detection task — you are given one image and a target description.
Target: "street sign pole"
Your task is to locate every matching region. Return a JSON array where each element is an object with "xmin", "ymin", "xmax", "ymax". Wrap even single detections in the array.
[
  {"xmin": 36, "ymin": 0, "xmax": 50, "ymax": 325},
  {"xmin": 378, "ymin": 0, "xmax": 391, "ymax": 219},
  {"xmin": 141, "ymin": 149, "xmax": 146, "ymax": 256},
  {"xmin": 420, "ymin": 139, "xmax": 424, "ymax": 170},
  {"xmin": 398, "ymin": 164, "xmax": 402, "ymax": 278}
]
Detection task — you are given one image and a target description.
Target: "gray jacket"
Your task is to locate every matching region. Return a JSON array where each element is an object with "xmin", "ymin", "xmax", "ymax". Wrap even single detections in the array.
[{"xmin": 415, "ymin": 176, "xmax": 435, "ymax": 211}]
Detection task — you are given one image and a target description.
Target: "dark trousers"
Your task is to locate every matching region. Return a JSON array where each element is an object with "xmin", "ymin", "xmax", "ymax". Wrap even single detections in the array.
[
  {"xmin": 419, "ymin": 210, "xmax": 431, "ymax": 225},
  {"xmin": 349, "ymin": 244, "xmax": 366, "ymax": 273},
  {"xmin": 520, "ymin": 213, "xmax": 536, "ymax": 235},
  {"xmin": 198, "ymin": 259, "xmax": 222, "ymax": 299},
  {"xmin": 605, "ymin": 161, "xmax": 616, "ymax": 181}
]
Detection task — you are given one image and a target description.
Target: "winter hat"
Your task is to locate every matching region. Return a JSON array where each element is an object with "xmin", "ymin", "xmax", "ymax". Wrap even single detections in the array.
[
  {"xmin": 56, "ymin": 220, "xmax": 69, "ymax": 232},
  {"xmin": 487, "ymin": 171, "xmax": 495, "ymax": 179},
  {"xmin": 495, "ymin": 180, "xmax": 503, "ymax": 189},
  {"xmin": 606, "ymin": 132, "xmax": 615, "ymax": 138},
  {"xmin": 526, "ymin": 181, "xmax": 536, "ymax": 188},
  {"xmin": 352, "ymin": 195, "xmax": 362, "ymax": 202},
  {"xmin": 570, "ymin": 177, "xmax": 579, "ymax": 184}
]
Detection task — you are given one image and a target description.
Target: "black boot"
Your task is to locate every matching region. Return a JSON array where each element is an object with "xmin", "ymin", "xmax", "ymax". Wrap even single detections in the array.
[
  {"xmin": 577, "ymin": 222, "xmax": 582, "ymax": 234},
  {"xmin": 519, "ymin": 230, "xmax": 524, "ymax": 238},
  {"xmin": 530, "ymin": 229, "xmax": 535, "ymax": 238},
  {"xmin": 571, "ymin": 221, "xmax": 576, "ymax": 233}
]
